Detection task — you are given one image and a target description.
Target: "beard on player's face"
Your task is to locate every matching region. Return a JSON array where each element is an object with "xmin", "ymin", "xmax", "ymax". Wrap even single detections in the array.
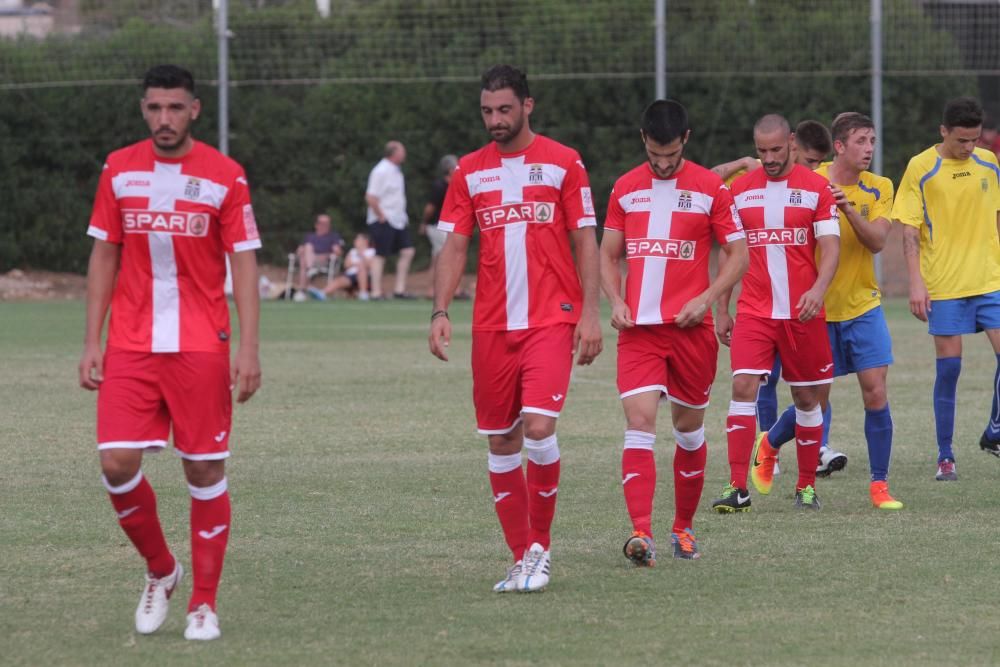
[
  {"xmin": 489, "ymin": 113, "xmax": 524, "ymax": 144},
  {"xmin": 152, "ymin": 126, "xmax": 189, "ymax": 150}
]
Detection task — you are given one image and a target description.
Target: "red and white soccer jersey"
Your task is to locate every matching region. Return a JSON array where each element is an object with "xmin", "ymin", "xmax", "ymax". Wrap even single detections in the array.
[
  {"xmin": 604, "ymin": 160, "xmax": 744, "ymax": 325},
  {"xmin": 87, "ymin": 139, "xmax": 261, "ymax": 353},
  {"xmin": 730, "ymin": 164, "xmax": 839, "ymax": 320},
  {"xmin": 438, "ymin": 134, "xmax": 596, "ymax": 331}
]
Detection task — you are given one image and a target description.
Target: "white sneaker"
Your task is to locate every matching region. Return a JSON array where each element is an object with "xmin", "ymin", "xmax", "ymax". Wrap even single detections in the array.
[
  {"xmin": 493, "ymin": 560, "xmax": 522, "ymax": 593},
  {"xmin": 518, "ymin": 543, "xmax": 551, "ymax": 592},
  {"xmin": 816, "ymin": 446, "xmax": 848, "ymax": 477},
  {"xmin": 135, "ymin": 561, "xmax": 183, "ymax": 634},
  {"xmin": 184, "ymin": 603, "xmax": 221, "ymax": 641}
]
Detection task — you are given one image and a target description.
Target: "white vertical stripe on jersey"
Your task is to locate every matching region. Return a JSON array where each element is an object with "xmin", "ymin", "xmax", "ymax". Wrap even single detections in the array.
[
  {"xmin": 763, "ymin": 181, "xmax": 791, "ymax": 319},
  {"xmin": 636, "ymin": 179, "xmax": 678, "ymax": 325},
  {"xmin": 149, "ymin": 232, "xmax": 180, "ymax": 352},
  {"xmin": 147, "ymin": 162, "xmax": 183, "ymax": 352},
  {"xmin": 505, "ymin": 221, "xmax": 530, "ymax": 330}
]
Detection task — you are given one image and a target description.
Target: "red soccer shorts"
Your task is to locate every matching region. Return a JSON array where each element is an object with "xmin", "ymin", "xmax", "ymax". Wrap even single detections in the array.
[
  {"xmin": 617, "ymin": 322, "xmax": 719, "ymax": 409},
  {"xmin": 97, "ymin": 347, "xmax": 233, "ymax": 460},
  {"xmin": 730, "ymin": 314, "xmax": 833, "ymax": 386},
  {"xmin": 471, "ymin": 323, "xmax": 575, "ymax": 434}
]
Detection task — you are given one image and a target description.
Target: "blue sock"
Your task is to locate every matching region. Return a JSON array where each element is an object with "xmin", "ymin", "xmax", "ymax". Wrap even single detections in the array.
[
  {"xmin": 822, "ymin": 401, "xmax": 832, "ymax": 448},
  {"xmin": 985, "ymin": 354, "xmax": 1000, "ymax": 441},
  {"xmin": 864, "ymin": 405, "xmax": 893, "ymax": 482},
  {"xmin": 933, "ymin": 357, "xmax": 961, "ymax": 462},
  {"xmin": 757, "ymin": 359, "xmax": 781, "ymax": 431},
  {"xmin": 768, "ymin": 404, "xmax": 796, "ymax": 449}
]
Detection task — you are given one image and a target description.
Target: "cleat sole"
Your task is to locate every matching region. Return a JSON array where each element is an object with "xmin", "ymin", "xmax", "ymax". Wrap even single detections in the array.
[
  {"xmin": 816, "ymin": 455, "xmax": 847, "ymax": 478},
  {"xmin": 712, "ymin": 505, "xmax": 750, "ymax": 514}
]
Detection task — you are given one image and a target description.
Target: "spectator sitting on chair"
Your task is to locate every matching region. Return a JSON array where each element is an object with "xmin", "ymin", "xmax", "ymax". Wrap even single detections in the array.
[
  {"xmin": 294, "ymin": 213, "xmax": 344, "ymax": 302},
  {"xmin": 324, "ymin": 232, "xmax": 376, "ymax": 300}
]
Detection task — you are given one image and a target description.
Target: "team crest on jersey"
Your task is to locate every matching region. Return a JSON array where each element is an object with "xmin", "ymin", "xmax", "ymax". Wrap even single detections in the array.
[
  {"xmin": 983, "ymin": 178, "xmax": 990, "ymax": 193},
  {"xmin": 860, "ymin": 204, "xmax": 870, "ymax": 218},
  {"xmin": 626, "ymin": 237, "xmax": 697, "ymax": 260},
  {"xmin": 789, "ymin": 190, "xmax": 803, "ymax": 205},
  {"xmin": 677, "ymin": 191, "xmax": 693, "ymax": 210},
  {"xmin": 747, "ymin": 228, "xmax": 808, "ymax": 246},
  {"xmin": 184, "ymin": 177, "xmax": 201, "ymax": 200},
  {"xmin": 529, "ymin": 164, "xmax": 544, "ymax": 185}
]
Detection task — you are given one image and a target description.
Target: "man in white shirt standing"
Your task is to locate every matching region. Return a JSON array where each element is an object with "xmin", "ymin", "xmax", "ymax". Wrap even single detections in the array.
[{"xmin": 366, "ymin": 140, "xmax": 414, "ymax": 299}]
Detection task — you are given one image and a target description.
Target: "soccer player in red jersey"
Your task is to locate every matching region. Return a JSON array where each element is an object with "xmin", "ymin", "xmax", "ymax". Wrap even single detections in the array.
[
  {"xmin": 77, "ymin": 65, "xmax": 261, "ymax": 640},
  {"xmin": 428, "ymin": 65, "xmax": 602, "ymax": 593},
  {"xmin": 713, "ymin": 114, "xmax": 840, "ymax": 512},
  {"xmin": 600, "ymin": 100, "xmax": 748, "ymax": 563}
]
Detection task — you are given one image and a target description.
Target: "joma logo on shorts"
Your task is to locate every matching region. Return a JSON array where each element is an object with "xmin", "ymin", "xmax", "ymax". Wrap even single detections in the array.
[
  {"xmin": 626, "ymin": 238, "xmax": 696, "ymax": 260},
  {"xmin": 746, "ymin": 228, "xmax": 808, "ymax": 246},
  {"xmin": 477, "ymin": 202, "xmax": 556, "ymax": 229},
  {"xmin": 122, "ymin": 210, "xmax": 210, "ymax": 237}
]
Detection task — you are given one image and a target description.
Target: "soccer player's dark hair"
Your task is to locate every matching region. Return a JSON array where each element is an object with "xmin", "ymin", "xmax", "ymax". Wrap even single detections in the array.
[
  {"xmin": 142, "ymin": 64, "xmax": 195, "ymax": 94},
  {"xmin": 942, "ymin": 97, "xmax": 984, "ymax": 129},
  {"xmin": 481, "ymin": 65, "xmax": 530, "ymax": 102},
  {"xmin": 794, "ymin": 120, "xmax": 832, "ymax": 154},
  {"xmin": 641, "ymin": 99, "xmax": 689, "ymax": 145},
  {"xmin": 830, "ymin": 112, "xmax": 874, "ymax": 144}
]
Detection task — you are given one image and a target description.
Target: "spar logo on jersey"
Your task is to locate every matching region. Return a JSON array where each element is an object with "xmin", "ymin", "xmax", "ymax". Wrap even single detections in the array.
[
  {"xmin": 528, "ymin": 164, "xmax": 544, "ymax": 185},
  {"xmin": 122, "ymin": 210, "xmax": 211, "ymax": 237},
  {"xmin": 626, "ymin": 237, "xmax": 697, "ymax": 260},
  {"xmin": 184, "ymin": 177, "xmax": 201, "ymax": 199},
  {"xmin": 477, "ymin": 202, "xmax": 557, "ymax": 229},
  {"xmin": 677, "ymin": 191, "xmax": 693, "ymax": 210},
  {"xmin": 747, "ymin": 228, "xmax": 808, "ymax": 246},
  {"xmin": 789, "ymin": 190, "xmax": 803, "ymax": 205}
]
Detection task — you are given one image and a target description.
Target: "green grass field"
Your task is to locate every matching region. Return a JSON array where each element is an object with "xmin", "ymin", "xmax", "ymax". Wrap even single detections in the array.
[{"xmin": 4, "ymin": 298, "xmax": 1000, "ymax": 666}]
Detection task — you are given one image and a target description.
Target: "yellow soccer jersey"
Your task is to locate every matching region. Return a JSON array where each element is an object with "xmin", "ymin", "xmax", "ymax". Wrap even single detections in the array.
[
  {"xmin": 724, "ymin": 159, "xmax": 761, "ymax": 187},
  {"xmin": 892, "ymin": 146, "xmax": 1000, "ymax": 300},
  {"xmin": 816, "ymin": 164, "xmax": 894, "ymax": 321}
]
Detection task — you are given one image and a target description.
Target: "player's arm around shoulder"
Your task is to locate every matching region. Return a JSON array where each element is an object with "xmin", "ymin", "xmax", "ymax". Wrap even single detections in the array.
[{"xmin": 79, "ymin": 239, "xmax": 121, "ymax": 390}]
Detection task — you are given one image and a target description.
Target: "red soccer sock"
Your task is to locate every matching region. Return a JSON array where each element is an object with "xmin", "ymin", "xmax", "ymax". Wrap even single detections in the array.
[
  {"xmin": 795, "ymin": 423, "xmax": 823, "ymax": 491},
  {"xmin": 104, "ymin": 472, "xmax": 175, "ymax": 578},
  {"xmin": 622, "ymin": 430, "xmax": 657, "ymax": 536},
  {"xmin": 488, "ymin": 453, "xmax": 529, "ymax": 562},
  {"xmin": 526, "ymin": 459, "xmax": 560, "ymax": 549},
  {"xmin": 672, "ymin": 440, "xmax": 706, "ymax": 533},
  {"xmin": 726, "ymin": 404, "xmax": 757, "ymax": 489},
  {"xmin": 188, "ymin": 479, "xmax": 231, "ymax": 612}
]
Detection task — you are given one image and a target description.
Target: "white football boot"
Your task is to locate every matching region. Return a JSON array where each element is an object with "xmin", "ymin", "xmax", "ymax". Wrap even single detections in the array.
[
  {"xmin": 184, "ymin": 603, "xmax": 221, "ymax": 641},
  {"xmin": 135, "ymin": 561, "xmax": 183, "ymax": 634},
  {"xmin": 493, "ymin": 560, "xmax": 523, "ymax": 593},
  {"xmin": 518, "ymin": 543, "xmax": 551, "ymax": 592}
]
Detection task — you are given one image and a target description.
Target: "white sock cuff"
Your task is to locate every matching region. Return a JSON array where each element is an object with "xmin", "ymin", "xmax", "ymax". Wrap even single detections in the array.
[
  {"xmin": 102, "ymin": 471, "xmax": 143, "ymax": 495},
  {"xmin": 729, "ymin": 400, "xmax": 757, "ymax": 416},
  {"xmin": 795, "ymin": 406, "xmax": 823, "ymax": 428},
  {"xmin": 189, "ymin": 477, "xmax": 228, "ymax": 501},
  {"xmin": 488, "ymin": 452, "xmax": 522, "ymax": 474},
  {"xmin": 674, "ymin": 427, "xmax": 706, "ymax": 451},
  {"xmin": 624, "ymin": 429, "xmax": 656, "ymax": 450},
  {"xmin": 523, "ymin": 434, "xmax": 560, "ymax": 465}
]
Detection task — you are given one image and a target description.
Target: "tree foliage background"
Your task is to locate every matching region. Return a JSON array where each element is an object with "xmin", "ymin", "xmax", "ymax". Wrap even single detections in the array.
[{"xmin": 0, "ymin": 0, "xmax": 984, "ymax": 272}]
